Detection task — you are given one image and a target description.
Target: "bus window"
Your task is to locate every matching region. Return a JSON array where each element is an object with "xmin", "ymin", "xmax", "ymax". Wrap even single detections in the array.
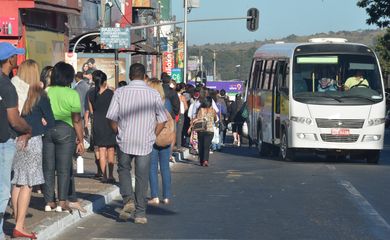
[
  {"xmin": 263, "ymin": 60, "xmax": 274, "ymax": 90},
  {"xmin": 269, "ymin": 61, "xmax": 278, "ymax": 89},
  {"xmin": 277, "ymin": 61, "xmax": 288, "ymax": 92},
  {"xmin": 249, "ymin": 60, "xmax": 260, "ymax": 90},
  {"xmin": 255, "ymin": 60, "xmax": 263, "ymax": 89},
  {"xmin": 259, "ymin": 60, "xmax": 267, "ymax": 89},
  {"xmin": 284, "ymin": 64, "xmax": 290, "ymax": 89}
]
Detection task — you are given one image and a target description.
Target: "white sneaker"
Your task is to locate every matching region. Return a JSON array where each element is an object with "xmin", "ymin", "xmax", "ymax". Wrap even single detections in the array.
[
  {"xmin": 44, "ymin": 205, "xmax": 56, "ymax": 212},
  {"xmin": 147, "ymin": 198, "xmax": 159, "ymax": 205}
]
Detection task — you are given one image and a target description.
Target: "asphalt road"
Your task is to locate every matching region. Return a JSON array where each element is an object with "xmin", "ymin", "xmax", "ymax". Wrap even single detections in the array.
[{"xmin": 55, "ymin": 130, "xmax": 390, "ymax": 240}]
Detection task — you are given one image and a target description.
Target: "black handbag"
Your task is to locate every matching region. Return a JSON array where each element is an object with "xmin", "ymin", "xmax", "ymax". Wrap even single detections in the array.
[{"xmin": 192, "ymin": 118, "xmax": 207, "ymax": 132}]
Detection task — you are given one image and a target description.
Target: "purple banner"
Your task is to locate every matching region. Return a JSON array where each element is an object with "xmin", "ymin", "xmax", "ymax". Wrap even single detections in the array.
[{"xmin": 188, "ymin": 81, "xmax": 244, "ymax": 94}]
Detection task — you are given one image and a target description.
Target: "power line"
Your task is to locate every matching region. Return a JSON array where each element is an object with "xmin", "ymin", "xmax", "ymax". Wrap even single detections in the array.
[{"xmin": 112, "ymin": 0, "xmax": 131, "ymax": 25}]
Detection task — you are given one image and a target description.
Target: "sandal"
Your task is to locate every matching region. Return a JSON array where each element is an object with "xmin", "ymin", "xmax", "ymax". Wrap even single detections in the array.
[
  {"xmin": 57, "ymin": 202, "xmax": 73, "ymax": 214},
  {"xmin": 69, "ymin": 201, "xmax": 87, "ymax": 213}
]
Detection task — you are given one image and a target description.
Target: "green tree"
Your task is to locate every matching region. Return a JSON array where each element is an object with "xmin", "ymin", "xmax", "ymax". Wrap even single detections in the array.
[
  {"xmin": 375, "ymin": 29, "xmax": 390, "ymax": 76},
  {"xmin": 357, "ymin": 0, "xmax": 390, "ymax": 28},
  {"xmin": 358, "ymin": 0, "xmax": 390, "ymax": 84}
]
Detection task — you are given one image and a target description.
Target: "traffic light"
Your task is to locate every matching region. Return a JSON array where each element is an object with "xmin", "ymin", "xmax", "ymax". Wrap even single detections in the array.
[{"xmin": 247, "ymin": 8, "xmax": 259, "ymax": 32}]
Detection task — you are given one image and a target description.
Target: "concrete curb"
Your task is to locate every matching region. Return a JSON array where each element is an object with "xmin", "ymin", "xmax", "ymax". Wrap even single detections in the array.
[
  {"xmin": 35, "ymin": 185, "xmax": 121, "ymax": 240},
  {"xmin": 35, "ymin": 148, "xmax": 191, "ymax": 240}
]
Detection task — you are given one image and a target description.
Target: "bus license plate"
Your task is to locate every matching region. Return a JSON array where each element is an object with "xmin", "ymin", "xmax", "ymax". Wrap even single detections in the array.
[{"xmin": 331, "ymin": 128, "xmax": 350, "ymax": 136}]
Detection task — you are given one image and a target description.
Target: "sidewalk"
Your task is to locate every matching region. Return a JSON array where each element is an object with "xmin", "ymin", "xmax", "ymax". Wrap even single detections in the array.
[{"xmin": 3, "ymin": 148, "xmax": 191, "ymax": 240}]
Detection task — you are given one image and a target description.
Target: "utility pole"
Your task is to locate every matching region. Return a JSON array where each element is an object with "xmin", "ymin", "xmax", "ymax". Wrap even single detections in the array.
[
  {"xmin": 213, "ymin": 50, "xmax": 217, "ymax": 81},
  {"xmin": 114, "ymin": 22, "xmax": 120, "ymax": 89},
  {"xmin": 200, "ymin": 55, "xmax": 203, "ymax": 73},
  {"xmin": 198, "ymin": 47, "xmax": 203, "ymax": 73},
  {"xmin": 183, "ymin": 0, "xmax": 188, "ymax": 82},
  {"xmin": 156, "ymin": 1, "xmax": 161, "ymax": 78},
  {"xmin": 101, "ymin": 0, "xmax": 106, "ymax": 27}
]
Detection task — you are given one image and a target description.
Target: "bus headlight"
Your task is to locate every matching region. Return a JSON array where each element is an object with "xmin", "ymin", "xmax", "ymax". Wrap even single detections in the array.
[
  {"xmin": 367, "ymin": 118, "xmax": 385, "ymax": 126},
  {"xmin": 362, "ymin": 135, "xmax": 381, "ymax": 142},
  {"xmin": 291, "ymin": 116, "xmax": 313, "ymax": 125}
]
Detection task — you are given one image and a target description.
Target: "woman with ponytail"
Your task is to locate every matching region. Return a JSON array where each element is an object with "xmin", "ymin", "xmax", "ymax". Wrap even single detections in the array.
[
  {"xmin": 11, "ymin": 59, "xmax": 55, "ymax": 238},
  {"xmin": 87, "ymin": 70, "xmax": 116, "ymax": 183}
]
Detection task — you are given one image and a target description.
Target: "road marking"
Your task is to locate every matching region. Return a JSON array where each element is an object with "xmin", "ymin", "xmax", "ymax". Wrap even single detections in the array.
[
  {"xmin": 326, "ymin": 165, "xmax": 336, "ymax": 171},
  {"xmin": 340, "ymin": 179, "xmax": 390, "ymax": 239},
  {"xmin": 208, "ymin": 194, "xmax": 230, "ymax": 197},
  {"xmin": 326, "ymin": 164, "xmax": 390, "ymax": 239}
]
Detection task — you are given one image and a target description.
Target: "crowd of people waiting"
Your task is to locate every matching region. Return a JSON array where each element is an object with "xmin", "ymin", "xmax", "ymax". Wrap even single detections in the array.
[{"xmin": 0, "ymin": 42, "xmax": 248, "ymax": 239}]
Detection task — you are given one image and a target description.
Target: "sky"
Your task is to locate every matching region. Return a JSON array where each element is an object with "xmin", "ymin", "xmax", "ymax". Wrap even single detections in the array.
[{"xmin": 171, "ymin": 0, "xmax": 378, "ymax": 45}]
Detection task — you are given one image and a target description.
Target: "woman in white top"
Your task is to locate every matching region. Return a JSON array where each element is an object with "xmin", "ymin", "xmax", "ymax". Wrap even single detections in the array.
[{"xmin": 175, "ymin": 83, "xmax": 188, "ymax": 150}]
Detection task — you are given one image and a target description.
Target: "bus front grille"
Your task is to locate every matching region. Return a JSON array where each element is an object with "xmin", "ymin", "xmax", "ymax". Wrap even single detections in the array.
[
  {"xmin": 316, "ymin": 119, "xmax": 364, "ymax": 129},
  {"xmin": 320, "ymin": 134, "xmax": 359, "ymax": 143}
]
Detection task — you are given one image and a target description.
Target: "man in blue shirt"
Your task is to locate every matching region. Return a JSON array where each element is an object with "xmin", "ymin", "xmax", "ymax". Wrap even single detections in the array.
[{"xmin": 0, "ymin": 42, "xmax": 31, "ymax": 239}]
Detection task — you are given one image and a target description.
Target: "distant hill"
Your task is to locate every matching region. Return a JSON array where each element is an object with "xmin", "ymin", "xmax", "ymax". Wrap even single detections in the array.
[{"xmin": 188, "ymin": 29, "xmax": 386, "ymax": 80}]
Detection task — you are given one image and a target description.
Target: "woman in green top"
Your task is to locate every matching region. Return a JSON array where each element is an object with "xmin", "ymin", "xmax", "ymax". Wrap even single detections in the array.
[{"xmin": 42, "ymin": 62, "xmax": 84, "ymax": 213}]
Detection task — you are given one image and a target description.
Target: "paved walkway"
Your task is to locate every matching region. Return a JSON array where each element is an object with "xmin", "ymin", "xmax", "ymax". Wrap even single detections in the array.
[{"xmin": 3, "ymin": 148, "xmax": 191, "ymax": 239}]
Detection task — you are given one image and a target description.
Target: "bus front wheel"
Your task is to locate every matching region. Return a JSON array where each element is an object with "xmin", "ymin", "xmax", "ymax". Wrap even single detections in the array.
[
  {"xmin": 366, "ymin": 150, "xmax": 380, "ymax": 164},
  {"xmin": 280, "ymin": 131, "xmax": 295, "ymax": 161}
]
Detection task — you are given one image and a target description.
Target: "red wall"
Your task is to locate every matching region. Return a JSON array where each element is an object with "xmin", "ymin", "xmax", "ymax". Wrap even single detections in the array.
[{"xmin": 0, "ymin": 1, "xmax": 34, "ymax": 37}]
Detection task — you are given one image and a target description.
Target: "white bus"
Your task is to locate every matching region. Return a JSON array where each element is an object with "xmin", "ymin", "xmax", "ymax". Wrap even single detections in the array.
[{"xmin": 245, "ymin": 38, "xmax": 385, "ymax": 163}]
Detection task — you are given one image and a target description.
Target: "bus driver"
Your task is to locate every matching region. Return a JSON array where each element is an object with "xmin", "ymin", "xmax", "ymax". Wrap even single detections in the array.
[{"xmin": 344, "ymin": 70, "xmax": 369, "ymax": 90}]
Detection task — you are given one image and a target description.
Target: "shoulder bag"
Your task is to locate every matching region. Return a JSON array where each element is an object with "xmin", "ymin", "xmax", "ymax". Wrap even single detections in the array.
[{"xmin": 155, "ymin": 109, "xmax": 175, "ymax": 147}]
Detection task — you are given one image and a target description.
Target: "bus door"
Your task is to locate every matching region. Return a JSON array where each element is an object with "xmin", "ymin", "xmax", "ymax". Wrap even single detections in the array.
[
  {"xmin": 248, "ymin": 59, "xmax": 263, "ymax": 140},
  {"xmin": 272, "ymin": 60, "xmax": 288, "ymax": 145}
]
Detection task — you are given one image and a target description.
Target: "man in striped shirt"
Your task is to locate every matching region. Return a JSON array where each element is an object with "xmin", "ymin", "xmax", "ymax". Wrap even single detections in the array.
[{"xmin": 106, "ymin": 63, "xmax": 167, "ymax": 224}]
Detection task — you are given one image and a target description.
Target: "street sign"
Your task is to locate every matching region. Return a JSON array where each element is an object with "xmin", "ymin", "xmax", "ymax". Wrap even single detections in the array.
[
  {"xmin": 171, "ymin": 68, "xmax": 183, "ymax": 83},
  {"xmin": 100, "ymin": 27, "xmax": 131, "ymax": 49}
]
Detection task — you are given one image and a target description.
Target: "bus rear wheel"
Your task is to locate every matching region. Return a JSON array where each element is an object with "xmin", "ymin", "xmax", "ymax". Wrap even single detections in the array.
[
  {"xmin": 280, "ymin": 131, "xmax": 295, "ymax": 161},
  {"xmin": 366, "ymin": 150, "xmax": 380, "ymax": 164}
]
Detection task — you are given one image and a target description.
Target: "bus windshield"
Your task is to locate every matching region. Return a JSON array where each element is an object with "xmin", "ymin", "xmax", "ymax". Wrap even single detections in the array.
[{"xmin": 292, "ymin": 54, "xmax": 383, "ymax": 105}]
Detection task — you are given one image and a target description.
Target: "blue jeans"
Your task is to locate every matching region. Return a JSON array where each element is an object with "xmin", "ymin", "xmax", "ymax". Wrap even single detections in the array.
[
  {"xmin": 149, "ymin": 145, "xmax": 172, "ymax": 200},
  {"xmin": 42, "ymin": 122, "xmax": 76, "ymax": 203},
  {"xmin": 0, "ymin": 139, "xmax": 16, "ymax": 239},
  {"xmin": 211, "ymin": 143, "xmax": 218, "ymax": 151},
  {"xmin": 117, "ymin": 149, "xmax": 151, "ymax": 218}
]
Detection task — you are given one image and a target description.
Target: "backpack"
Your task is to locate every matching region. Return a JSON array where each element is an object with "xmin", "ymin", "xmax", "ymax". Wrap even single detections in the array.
[{"xmin": 155, "ymin": 109, "xmax": 175, "ymax": 147}]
